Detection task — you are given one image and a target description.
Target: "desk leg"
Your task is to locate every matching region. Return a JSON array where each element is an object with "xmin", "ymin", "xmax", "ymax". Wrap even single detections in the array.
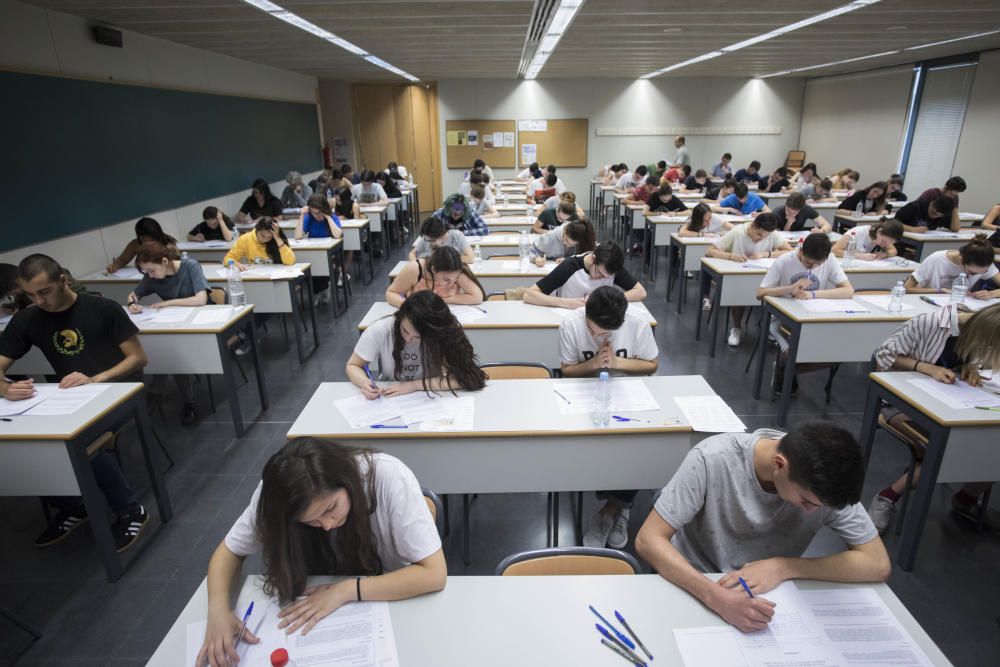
[
  {"xmin": 695, "ymin": 269, "xmax": 710, "ymax": 341},
  {"xmin": 133, "ymin": 394, "xmax": 173, "ymax": 524},
  {"xmin": 679, "ymin": 246, "xmax": 688, "ymax": 313},
  {"xmin": 334, "ymin": 245, "xmax": 350, "ymax": 316},
  {"xmin": 217, "ymin": 330, "xmax": 246, "ymax": 438},
  {"xmin": 364, "ymin": 227, "xmax": 375, "ymax": 285},
  {"xmin": 858, "ymin": 381, "xmax": 881, "ymax": 470},
  {"xmin": 666, "ymin": 242, "xmax": 676, "ymax": 303},
  {"xmin": 752, "ymin": 306, "xmax": 769, "ymax": 400},
  {"xmin": 66, "ymin": 435, "xmax": 122, "ymax": 581},
  {"xmin": 896, "ymin": 425, "xmax": 949, "ymax": 571},
  {"xmin": 248, "ymin": 315, "xmax": 269, "ymax": 411},
  {"xmin": 326, "ymin": 246, "xmax": 340, "ymax": 317},
  {"xmin": 305, "ymin": 272, "xmax": 320, "ymax": 350},
  {"xmin": 289, "ymin": 276, "xmax": 308, "ymax": 365},
  {"xmin": 776, "ymin": 319, "xmax": 801, "ymax": 427},
  {"xmin": 709, "ymin": 297, "xmax": 724, "ymax": 359}
]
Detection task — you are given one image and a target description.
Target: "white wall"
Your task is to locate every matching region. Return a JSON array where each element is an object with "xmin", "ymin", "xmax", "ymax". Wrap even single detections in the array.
[
  {"xmin": 0, "ymin": 0, "xmax": 321, "ymax": 276},
  {"xmin": 436, "ymin": 78, "xmax": 806, "ymax": 203},
  {"xmin": 951, "ymin": 49, "xmax": 1000, "ymax": 214}
]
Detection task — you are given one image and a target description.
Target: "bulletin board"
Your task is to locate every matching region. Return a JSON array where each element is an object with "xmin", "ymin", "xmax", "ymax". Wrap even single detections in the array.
[
  {"xmin": 518, "ymin": 118, "xmax": 588, "ymax": 168},
  {"xmin": 445, "ymin": 119, "xmax": 517, "ymax": 168}
]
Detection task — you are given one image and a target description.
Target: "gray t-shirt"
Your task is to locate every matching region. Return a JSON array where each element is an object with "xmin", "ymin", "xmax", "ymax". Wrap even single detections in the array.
[
  {"xmin": 412, "ymin": 229, "xmax": 470, "ymax": 259},
  {"xmin": 532, "ymin": 224, "xmax": 573, "ymax": 259},
  {"xmin": 134, "ymin": 257, "xmax": 210, "ymax": 301},
  {"xmin": 354, "ymin": 316, "xmax": 422, "ymax": 382},
  {"xmin": 654, "ymin": 429, "xmax": 877, "ymax": 573},
  {"xmin": 674, "ymin": 146, "xmax": 691, "ymax": 166}
]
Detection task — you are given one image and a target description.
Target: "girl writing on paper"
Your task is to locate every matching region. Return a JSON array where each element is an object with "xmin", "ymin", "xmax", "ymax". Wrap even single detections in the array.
[
  {"xmin": 223, "ymin": 218, "xmax": 296, "ymax": 270},
  {"xmin": 385, "ymin": 246, "xmax": 485, "ymax": 308}
]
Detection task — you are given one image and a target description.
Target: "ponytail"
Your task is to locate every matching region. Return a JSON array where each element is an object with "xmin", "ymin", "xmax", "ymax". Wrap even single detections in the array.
[{"xmin": 564, "ymin": 219, "xmax": 596, "ymax": 253}]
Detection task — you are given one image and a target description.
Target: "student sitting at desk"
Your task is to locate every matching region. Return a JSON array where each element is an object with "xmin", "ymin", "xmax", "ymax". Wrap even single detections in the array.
[
  {"xmin": 734, "ymin": 160, "xmax": 764, "ymax": 187},
  {"xmin": 828, "ymin": 167, "xmax": 859, "ymax": 191},
  {"xmin": 683, "ymin": 169, "xmax": 711, "ymax": 193},
  {"xmin": 704, "ymin": 177, "xmax": 735, "ymax": 202},
  {"xmin": 341, "ymin": 163, "xmax": 359, "ymax": 185},
  {"xmin": 891, "ymin": 196, "xmax": 958, "ymax": 234},
  {"xmin": 807, "ymin": 178, "xmax": 838, "ymax": 203},
  {"xmin": 616, "ymin": 165, "xmax": 647, "ymax": 192},
  {"xmin": 197, "ymin": 438, "xmax": 446, "ymax": 667},
  {"xmin": 867, "ymin": 303, "xmax": 1000, "ymax": 534},
  {"xmin": 832, "ymin": 219, "xmax": 903, "ymax": 260},
  {"xmin": 431, "ymin": 194, "xmax": 489, "ymax": 236},
  {"xmin": 188, "ymin": 207, "xmax": 234, "ymax": 243},
  {"xmin": 333, "ymin": 185, "xmax": 361, "ymax": 220},
  {"xmin": 536, "ymin": 191, "xmax": 586, "ymax": 218},
  {"xmin": 386, "ymin": 246, "xmax": 485, "ymax": 308},
  {"xmin": 410, "ymin": 217, "xmax": 474, "ymax": 264},
  {"xmin": 635, "ymin": 420, "xmax": 890, "ymax": 633},
  {"xmin": 296, "ymin": 194, "xmax": 343, "ymax": 304},
  {"xmin": 375, "ymin": 171, "xmax": 402, "ymax": 199},
  {"xmin": 237, "ymin": 178, "xmax": 283, "ymax": 224},
  {"xmin": 644, "ymin": 184, "xmax": 689, "ymax": 216},
  {"xmin": 761, "ymin": 166, "xmax": 790, "ymax": 193},
  {"xmin": 919, "ymin": 176, "xmax": 966, "ymax": 233},
  {"xmin": 330, "ymin": 168, "xmax": 352, "ymax": 192},
  {"xmin": 311, "ymin": 173, "xmax": 334, "ymax": 199},
  {"xmin": 757, "ymin": 233, "xmax": 854, "ymax": 394},
  {"xmin": 775, "ymin": 192, "xmax": 831, "ymax": 233},
  {"xmin": 532, "ymin": 220, "xmax": 596, "ymax": 265},
  {"xmin": 352, "ymin": 170, "xmax": 389, "ymax": 205},
  {"xmin": 661, "ymin": 164, "xmax": 690, "ymax": 186},
  {"xmin": 535, "ymin": 200, "xmax": 580, "ymax": 233},
  {"xmin": 645, "ymin": 160, "xmax": 667, "ymax": 182},
  {"xmin": 280, "ymin": 171, "xmax": 313, "ymax": 209},
  {"xmin": 559, "ymin": 286, "xmax": 658, "ymax": 550},
  {"xmin": 458, "ymin": 171, "xmax": 493, "ymax": 205},
  {"xmin": 837, "ymin": 181, "xmax": 889, "ymax": 218},
  {"xmin": 603, "ymin": 163, "xmax": 628, "ymax": 187},
  {"xmin": 707, "ymin": 213, "xmax": 794, "ymax": 347},
  {"xmin": 787, "ymin": 163, "xmax": 819, "ymax": 193},
  {"xmin": 469, "ymin": 184, "xmax": 499, "ymax": 219},
  {"xmin": 347, "ymin": 290, "xmax": 487, "ymax": 398},
  {"xmin": 981, "ymin": 203, "xmax": 1000, "ymax": 231},
  {"xmin": 0, "ymin": 254, "xmax": 150, "ymax": 551},
  {"xmin": 678, "ymin": 203, "xmax": 732, "ymax": 238},
  {"xmin": 905, "ymin": 236, "xmax": 1000, "ymax": 298},
  {"xmin": 516, "ymin": 161, "xmax": 542, "ymax": 182},
  {"xmin": 713, "ymin": 183, "xmax": 770, "ymax": 217},
  {"xmin": 886, "ymin": 174, "xmax": 907, "ymax": 202},
  {"xmin": 524, "ymin": 242, "xmax": 646, "ymax": 308},
  {"xmin": 529, "ymin": 173, "xmax": 559, "ymax": 204},
  {"xmin": 106, "ymin": 217, "xmax": 178, "ymax": 274},
  {"xmin": 127, "ymin": 242, "xmax": 210, "ymax": 424},
  {"xmin": 711, "ymin": 153, "xmax": 732, "ymax": 179},
  {"xmin": 223, "ymin": 218, "xmax": 296, "ymax": 270},
  {"xmin": 471, "ymin": 158, "xmax": 495, "ymax": 182},
  {"xmin": 623, "ymin": 175, "xmax": 658, "ymax": 206}
]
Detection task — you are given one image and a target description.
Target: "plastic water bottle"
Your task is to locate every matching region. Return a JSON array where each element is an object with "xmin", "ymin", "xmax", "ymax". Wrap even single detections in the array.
[
  {"xmin": 227, "ymin": 260, "xmax": 247, "ymax": 306},
  {"xmin": 853, "ymin": 202, "xmax": 863, "ymax": 219},
  {"xmin": 518, "ymin": 230, "xmax": 531, "ymax": 271},
  {"xmin": 843, "ymin": 236, "xmax": 857, "ymax": 268},
  {"xmin": 473, "ymin": 242, "xmax": 482, "ymax": 268},
  {"xmin": 889, "ymin": 281, "xmax": 905, "ymax": 313},
  {"xmin": 950, "ymin": 272, "xmax": 968, "ymax": 306},
  {"xmin": 592, "ymin": 371, "xmax": 612, "ymax": 427},
  {"xmin": 407, "ymin": 173, "xmax": 413, "ymax": 187},
  {"xmin": 232, "ymin": 225, "xmax": 240, "ymax": 241},
  {"xmin": 181, "ymin": 251, "xmax": 189, "ymax": 262}
]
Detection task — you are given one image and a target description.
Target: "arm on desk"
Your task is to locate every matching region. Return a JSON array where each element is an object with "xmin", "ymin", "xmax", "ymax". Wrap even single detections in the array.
[
  {"xmin": 386, "ymin": 263, "xmax": 418, "ymax": 308},
  {"xmin": 792, "ymin": 279, "xmax": 853, "ymax": 301},
  {"xmin": 981, "ymin": 204, "xmax": 1000, "ymax": 230},
  {"xmin": 198, "ymin": 543, "xmax": 258, "ymax": 667},
  {"xmin": 154, "ymin": 291, "xmax": 209, "ymax": 310},
  {"xmin": 0, "ymin": 356, "xmax": 36, "ymax": 400},
  {"xmin": 903, "ymin": 275, "xmax": 938, "ymax": 294},
  {"xmin": 61, "ymin": 335, "xmax": 148, "ymax": 389},
  {"xmin": 623, "ymin": 282, "xmax": 647, "ymax": 302},
  {"xmin": 523, "ymin": 285, "xmax": 586, "ymax": 309},
  {"xmin": 811, "ymin": 215, "xmax": 832, "ymax": 234},
  {"xmin": 970, "ymin": 274, "xmax": 1000, "ymax": 300}
]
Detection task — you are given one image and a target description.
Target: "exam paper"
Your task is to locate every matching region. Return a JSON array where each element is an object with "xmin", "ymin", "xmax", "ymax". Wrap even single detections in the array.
[
  {"xmin": 673, "ymin": 395, "xmax": 746, "ymax": 433},
  {"xmin": 106, "ymin": 267, "xmax": 142, "ymax": 278},
  {"xmin": 22, "ymin": 384, "xmax": 111, "ymax": 416},
  {"xmin": 291, "ymin": 238, "xmax": 332, "ymax": 247},
  {"xmin": 124, "ymin": 306, "xmax": 157, "ymax": 325},
  {"xmin": 0, "ymin": 385, "xmax": 59, "ymax": 417},
  {"xmin": 907, "ymin": 378, "xmax": 1000, "ymax": 410},
  {"xmin": 334, "ymin": 393, "xmax": 403, "ymax": 428},
  {"xmin": 798, "ymin": 298, "xmax": 870, "ymax": 313},
  {"xmin": 203, "ymin": 240, "xmax": 229, "ymax": 248},
  {"xmin": 142, "ymin": 307, "xmax": 197, "ymax": 323},
  {"xmin": 741, "ymin": 258, "xmax": 775, "ymax": 269},
  {"xmin": 191, "ymin": 307, "xmax": 234, "ymax": 326},
  {"xmin": 419, "ymin": 396, "xmax": 475, "ymax": 431},
  {"xmin": 447, "ymin": 305, "xmax": 488, "ymax": 324},
  {"xmin": 626, "ymin": 302, "xmax": 655, "ymax": 323},
  {"xmin": 553, "ymin": 379, "xmax": 660, "ymax": 414},
  {"xmin": 855, "ymin": 295, "xmax": 915, "ymax": 311}
]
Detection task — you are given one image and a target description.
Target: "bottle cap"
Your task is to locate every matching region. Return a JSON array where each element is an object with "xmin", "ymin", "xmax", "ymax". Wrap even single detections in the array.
[
  {"xmin": 600, "ymin": 371, "xmax": 609, "ymax": 381},
  {"xmin": 271, "ymin": 648, "xmax": 289, "ymax": 666}
]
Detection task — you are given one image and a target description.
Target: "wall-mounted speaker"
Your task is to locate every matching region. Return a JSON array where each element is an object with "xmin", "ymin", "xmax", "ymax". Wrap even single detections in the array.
[{"xmin": 93, "ymin": 26, "xmax": 123, "ymax": 48}]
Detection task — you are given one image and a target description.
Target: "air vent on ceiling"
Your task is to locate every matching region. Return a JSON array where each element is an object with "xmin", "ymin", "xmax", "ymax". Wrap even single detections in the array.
[{"xmin": 518, "ymin": 0, "xmax": 560, "ymax": 76}]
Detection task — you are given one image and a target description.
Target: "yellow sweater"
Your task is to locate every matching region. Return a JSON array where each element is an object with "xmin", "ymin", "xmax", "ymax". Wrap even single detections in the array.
[{"xmin": 224, "ymin": 233, "xmax": 296, "ymax": 266}]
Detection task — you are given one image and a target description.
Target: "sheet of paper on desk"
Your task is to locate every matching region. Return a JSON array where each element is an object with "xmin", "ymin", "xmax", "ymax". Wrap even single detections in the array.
[
  {"xmin": 921, "ymin": 230, "xmax": 960, "ymax": 237},
  {"xmin": 22, "ymin": 384, "xmax": 111, "ymax": 416},
  {"xmin": 907, "ymin": 378, "xmax": 1000, "ymax": 409},
  {"xmin": 856, "ymin": 295, "xmax": 914, "ymax": 311},
  {"xmin": 447, "ymin": 305, "xmax": 488, "ymax": 324},
  {"xmin": 550, "ymin": 307, "xmax": 577, "ymax": 319},
  {"xmin": 853, "ymin": 258, "xmax": 912, "ymax": 268},
  {"xmin": 191, "ymin": 307, "xmax": 234, "ymax": 325},
  {"xmin": 673, "ymin": 395, "xmax": 745, "ymax": 432},
  {"xmin": 420, "ymin": 396, "xmax": 474, "ymax": 431},
  {"xmin": 626, "ymin": 302, "xmax": 654, "ymax": 322},
  {"xmin": 383, "ymin": 391, "xmax": 463, "ymax": 425},
  {"xmin": 0, "ymin": 385, "xmax": 59, "ymax": 416},
  {"xmin": 292, "ymin": 238, "xmax": 331, "ymax": 247},
  {"xmin": 147, "ymin": 307, "xmax": 196, "ymax": 323},
  {"xmin": 334, "ymin": 393, "xmax": 403, "ymax": 428},
  {"xmin": 107, "ymin": 267, "xmax": 142, "ymax": 278},
  {"xmin": 203, "ymin": 240, "xmax": 229, "ymax": 247},
  {"xmin": 799, "ymin": 298, "xmax": 870, "ymax": 313},
  {"xmin": 124, "ymin": 307, "xmax": 157, "ymax": 324},
  {"xmin": 742, "ymin": 258, "xmax": 775, "ymax": 269},
  {"xmin": 554, "ymin": 379, "xmax": 660, "ymax": 414}
]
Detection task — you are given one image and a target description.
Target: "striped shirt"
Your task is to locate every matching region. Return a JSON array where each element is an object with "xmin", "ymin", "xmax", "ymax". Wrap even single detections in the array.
[{"xmin": 874, "ymin": 306, "xmax": 958, "ymax": 371}]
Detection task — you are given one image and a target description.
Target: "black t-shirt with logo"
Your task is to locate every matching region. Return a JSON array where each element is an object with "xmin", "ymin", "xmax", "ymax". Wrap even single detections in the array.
[{"xmin": 0, "ymin": 294, "xmax": 140, "ymax": 382}]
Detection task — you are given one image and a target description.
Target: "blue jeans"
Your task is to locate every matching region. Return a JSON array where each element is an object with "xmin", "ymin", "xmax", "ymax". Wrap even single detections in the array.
[{"xmin": 45, "ymin": 450, "xmax": 138, "ymax": 515}]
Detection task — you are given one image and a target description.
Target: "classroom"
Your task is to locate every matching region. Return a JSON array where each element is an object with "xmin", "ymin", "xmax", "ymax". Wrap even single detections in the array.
[{"xmin": 2, "ymin": 0, "xmax": 1000, "ymax": 665}]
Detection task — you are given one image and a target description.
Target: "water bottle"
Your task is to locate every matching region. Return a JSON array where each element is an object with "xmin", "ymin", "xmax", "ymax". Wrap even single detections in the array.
[
  {"xmin": 842, "ymin": 236, "xmax": 856, "ymax": 268},
  {"xmin": 270, "ymin": 648, "xmax": 298, "ymax": 667},
  {"xmin": 950, "ymin": 272, "xmax": 968, "ymax": 306},
  {"xmin": 181, "ymin": 251, "xmax": 189, "ymax": 262},
  {"xmin": 518, "ymin": 230, "xmax": 531, "ymax": 271},
  {"xmin": 592, "ymin": 371, "xmax": 611, "ymax": 427},
  {"xmin": 889, "ymin": 281, "xmax": 905, "ymax": 313},
  {"xmin": 503, "ymin": 191, "xmax": 509, "ymax": 205},
  {"xmin": 232, "ymin": 225, "xmax": 240, "ymax": 241},
  {"xmin": 227, "ymin": 260, "xmax": 247, "ymax": 306},
  {"xmin": 853, "ymin": 202, "xmax": 863, "ymax": 219},
  {"xmin": 473, "ymin": 242, "xmax": 482, "ymax": 268},
  {"xmin": 407, "ymin": 173, "xmax": 414, "ymax": 186}
]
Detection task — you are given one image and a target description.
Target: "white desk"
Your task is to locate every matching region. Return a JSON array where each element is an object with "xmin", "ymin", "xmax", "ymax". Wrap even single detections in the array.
[
  {"xmin": 753, "ymin": 295, "xmax": 939, "ymax": 426},
  {"xmin": 388, "ymin": 259, "xmax": 553, "ymax": 294},
  {"xmin": 859, "ymin": 371, "xmax": 1000, "ymax": 571},
  {"xmin": 358, "ymin": 301, "xmax": 655, "ymax": 369},
  {"xmin": 487, "ymin": 215, "xmax": 534, "ymax": 232},
  {"xmin": 288, "ymin": 376, "xmax": 703, "ymax": 494},
  {"xmin": 0, "ymin": 383, "xmax": 172, "ymax": 581},
  {"xmin": 339, "ymin": 218, "xmax": 375, "ymax": 284},
  {"xmin": 667, "ymin": 234, "xmax": 716, "ymax": 311},
  {"xmin": 469, "ymin": 233, "xmax": 538, "ymax": 258},
  {"xmin": 900, "ymin": 230, "xmax": 982, "ymax": 261}
]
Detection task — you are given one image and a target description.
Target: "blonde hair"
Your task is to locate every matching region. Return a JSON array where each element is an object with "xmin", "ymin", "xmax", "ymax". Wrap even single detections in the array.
[
  {"xmin": 559, "ymin": 191, "xmax": 577, "ymax": 204},
  {"xmin": 956, "ymin": 304, "xmax": 1000, "ymax": 372}
]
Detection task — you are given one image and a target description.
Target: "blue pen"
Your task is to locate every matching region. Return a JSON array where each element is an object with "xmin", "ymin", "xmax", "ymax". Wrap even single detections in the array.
[
  {"xmin": 615, "ymin": 611, "xmax": 653, "ymax": 661},
  {"xmin": 234, "ymin": 601, "xmax": 254, "ymax": 651},
  {"xmin": 362, "ymin": 363, "xmax": 379, "ymax": 393},
  {"xmin": 738, "ymin": 576, "xmax": 754, "ymax": 598},
  {"xmin": 595, "ymin": 624, "xmax": 646, "ymax": 666},
  {"xmin": 612, "ymin": 415, "xmax": 652, "ymax": 424},
  {"xmin": 589, "ymin": 605, "xmax": 636, "ymax": 650},
  {"xmin": 370, "ymin": 424, "xmax": 408, "ymax": 429}
]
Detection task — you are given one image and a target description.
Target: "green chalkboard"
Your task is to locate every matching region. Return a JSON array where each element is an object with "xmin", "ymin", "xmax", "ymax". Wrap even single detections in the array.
[{"xmin": 1, "ymin": 71, "xmax": 321, "ymax": 252}]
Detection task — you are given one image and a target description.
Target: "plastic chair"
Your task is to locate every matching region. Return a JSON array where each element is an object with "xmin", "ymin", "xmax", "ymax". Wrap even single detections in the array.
[
  {"xmin": 496, "ymin": 547, "xmax": 641, "ymax": 576},
  {"xmin": 486, "ymin": 291, "xmax": 507, "ymax": 301},
  {"xmin": 422, "ymin": 487, "xmax": 444, "ymax": 539},
  {"xmin": 489, "ymin": 254, "xmax": 521, "ymax": 261},
  {"xmin": 785, "ymin": 150, "xmax": 806, "ymax": 172},
  {"xmin": 480, "ymin": 362, "xmax": 552, "ymax": 380}
]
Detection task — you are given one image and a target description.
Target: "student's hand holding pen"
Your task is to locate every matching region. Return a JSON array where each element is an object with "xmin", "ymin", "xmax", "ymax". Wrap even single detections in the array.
[{"xmin": 361, "ymin": 380, "xmax": 382, "ymax": 400}]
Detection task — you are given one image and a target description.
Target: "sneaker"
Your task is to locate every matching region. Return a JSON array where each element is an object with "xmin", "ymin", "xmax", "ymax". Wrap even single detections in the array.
[
  {"xmin": 114, "ymin": 504, "xmax": 149, "ymax": 552},
  {"xmin": 234, "ymin": 340, "xmax": 252, "ymax": 356},
  {"xmin": 867, "ymin": 494, "xmax": 896, "ymax": 535},
  {"xmin": 727, "ymin": 328, "xmax": 741, "ymax": 347},
  {"xmin": 773, "ymin": 362, "xmax": 800, "ymax": 396},
  {"xmin": 951, "ymin": 493, "xmax": 1000, "ymax": 533},
  {"xmin": 583, "ymin": 511, "xmax": 614, "ymax": 548},
  {"xmin": 34, "ymin": 505, "xmax": 89, "ymax": 548},
  {"xmin": 318, "ymin": 289, "xmax": 330, "ymax": 305},
  {"xmin": 607, "ymin": 508, "xmax": 630, "ymax": 549},
  {"xmin": 702, "ymin": 297, "xmax": 712, "ymax": 311},
  {"xmin": 182, "ymin": 402, "xmax": 197, "ymax": 426}
]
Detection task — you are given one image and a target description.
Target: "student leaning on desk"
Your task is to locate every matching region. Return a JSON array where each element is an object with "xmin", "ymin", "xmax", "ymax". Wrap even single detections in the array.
[
  {"xmin": 0, "ymin": 254, "xmax": 150, "ymax": 552},
  {"xmin": 530, "ymin": 219, "xmax": 595, "ymax": 266},
  {"xmin": 409, "ymin": 217, "xmax": 474, "ymax": 264},
  {"xmin": 295, "ymin": 194, "xmax": 343, "ymax": 305},
  {"xmin": 188, "ymin": 206, "xmax": 234, "ymax": 243},
  {"xmin": 223, "ymin": 217, "xmax": 296, "ymax": 270},
  {"xmin": 635, "ymin": 421, "xmax": 891, "ymax": 634},
  {"xmin": 106, "ymin": 217, "xmax": 179, "ymax": 274},
  {"xmin": 904, "ymin": 235, "xmax": 1000, "ymax": 299},
  {"xmin": 677, "ymin": 203, "xmax": 732, "ymax": 238},
  {"xmin": 386, "ymin": 246, "xmax": 485, "ymax": 308},
  {"xmin": 196, "ymin": 438, "xmax": 446, "ymax": 667},
  {"xmin": 523, "ymin": 242, "xmax": 646, "ymax": 309},
  {"xmin": 832, "ymin": 219, "xmax": 903, "ymax": 260}
]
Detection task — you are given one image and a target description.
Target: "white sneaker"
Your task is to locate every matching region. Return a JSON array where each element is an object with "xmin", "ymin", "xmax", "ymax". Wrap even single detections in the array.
[
  {"xmin": 320, "ymin": 289, "xmax": 331, "ymax": 304},
  {"xmin": 867, "ymin": 494, "xmax": 896, "ymax": 535},
  {"xmin": 583, "ymin": 511, "xmax": 614, "ymax": 548},
  {"xmin": 607, "ymin": 508, "xmax": 630, "ymax": 549},
  {"xmin": 702, "ymin": 297, "xmax": 712, "ymax": 311},
  {"xmin": 727, "ymin": 327, "xmax": 742, "ymax": 347}
]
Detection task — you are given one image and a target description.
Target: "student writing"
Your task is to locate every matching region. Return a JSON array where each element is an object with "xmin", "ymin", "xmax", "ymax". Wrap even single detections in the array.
[
  {"xmin": 774, "ymin": 192, "xmax": 831, "ymax": 233},
  {"xmin": 238, "ymin": 178, "xmax": 283, "ymax": 224},
  {"xmin": 295, "ymin": 194, "xmax": 343, "ymax": 305},
  {"xmin": 904, "ymin": 236, "xmax": 1000, "ymax": 298},
  {"xmin": 223, "ymin": 218, "xmax": 296, "ymax": 270},
  {"xmin": 410, "ymin": 217, "xmax": 474, "ymax": 263},
  {"xmin": 837, "ymin": 181, "xmax": 889, "ymax": 217},
  {"xmin": 386, "ymin": 246, "xmax": 485, "ymax": 308},
  {"xmin": 524, "ymin": 242, "xmax": 646, "ymax": 308},
  {"xmin": 534, "ymin": 200, "xmax": 580, "ymax": 233},
  {"xmin": 531, "ymin": 220, "xmax": 596, "ymax": 265},
  {"xmin": 280, "ymin": 171, "xmax": 313, "ymax": 209},
  {"xmin": 107, "ymin": 217, "xmax": 178, "ymax": 274},
  {"xmin": 431, "ymin": 194, "xmax": 489, "ymax": 236},
  {"xmin": 188, "ymin": 207, "xmax": 234, "ymax": 243},
  {"xmin": 832, "ymin": 220, "xmax": 903, "ymax": 259},
  {"xmin": 678, "ymin": 203, "xmax": 732, "ymax": 237},
  {"xmin": 713, "ymin": 182, "xmax": 770, "ymax": 216}
]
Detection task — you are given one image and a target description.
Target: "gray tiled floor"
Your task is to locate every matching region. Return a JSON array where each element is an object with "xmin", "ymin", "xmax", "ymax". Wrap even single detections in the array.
[{"xmin": 1, "ymin": 220, "xmax": 998, "ymax": 666}]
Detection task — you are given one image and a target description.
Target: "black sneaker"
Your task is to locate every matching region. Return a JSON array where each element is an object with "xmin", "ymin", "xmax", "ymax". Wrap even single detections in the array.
[
  {"xmin": 114, "ymin": 505, "xmax": 149, "ymax": 552},
  {"xmin": 182, "ymin": 402, "xmax": 197, "ymax": 426},
  {"xmin": 234, "ymin": 340, "xmax": 252, "ymax": 356},
  {"xmin": 34, "ymin": 505, "xmax": 89, "ymax": 548}
]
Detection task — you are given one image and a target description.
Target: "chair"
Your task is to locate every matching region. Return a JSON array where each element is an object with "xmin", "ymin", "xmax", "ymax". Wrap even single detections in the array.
[
  {"xmin": 480, "ymin": 362, "xmax": 552, "ymax": 380},
  {"xmin": 496, "ymin": 547, "xmax": 641, "ymax": 576},
  {"xmin": 422, "ymin": 487, "xmax": 444, "ymax": 539},
  {"xmin": 486, "ymin": 291, "xmax": 507, "ymax": 301},
  {"xmin": 490, "ymin": 254, "xmax": 521, "ymax": 261},
  {"xmin": 785, "ymin": 150, "xmax": 806, "ymax": 172}
]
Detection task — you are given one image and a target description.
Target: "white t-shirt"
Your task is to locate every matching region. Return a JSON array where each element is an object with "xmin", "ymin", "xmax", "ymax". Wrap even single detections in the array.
[
  {"xmin": 224, "ymin": 453, "xmax": 441, "ymax": 574},
  {"xmin": 542, "ymin": 195, "xmax": 561, "ymax": 210},
  {"xmin": 351, "ymin": 183, "xmax": 388, "ymax": 204},
  {"xmin": 616, "ymin": 173, "xmax": 641, "ymax": 190},
  {"xmin": 912, "ymin": 250, "xmax": 999, "ymax": 290},
  {"xmin": 412, "ymin": 229, "xmax": 470, "ymax": 259},
  {"xmin": 846, "ymin": 225, "xmax": 879, "ymax": 254},
  {"xmin": 532, "ymin": 224, "xmax": 574, "ymax": 259},
  {"xmin": 714, "ymin": 223, "xmax": 785, "ymax": 257},
  {"xmin": 759, "ymin": 250, "xmax": 849, "ymax": 291},
  {"xmin": 354, "ymin": 316, "xmax": 422, "ymax": 381},
  {"xmin": 559, "ymin": 309, "xmax": 658, "ymax": 371},
  {"xmin": 527, "ymin": 177, "xmax": 566, "ymax": 198},
  {"xmin": 516, "ymin": 167, "xmax": 533, "ymax": 180},
  {"xmin": 458, "ymin": 181, "xmax": 495, "ymax": 206}
]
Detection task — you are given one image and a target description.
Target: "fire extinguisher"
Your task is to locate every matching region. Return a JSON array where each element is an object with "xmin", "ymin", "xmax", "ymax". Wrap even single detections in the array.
[{"xmin": 322, "ymin": 142, "xmax": 333, "ymax": 170}]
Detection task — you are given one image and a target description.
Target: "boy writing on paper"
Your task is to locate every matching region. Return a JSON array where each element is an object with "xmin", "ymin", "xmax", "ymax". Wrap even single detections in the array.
[
  {"xmin": 635, "ymin": 421, "xmax": 890, "ymax": 633},
  {"xmin": 559, "ymin": 286, "xmax": 658, "ymax": 551},
  {"xmin": 524, "ymin": 242, "xmax": 646, "ymax": 309}
]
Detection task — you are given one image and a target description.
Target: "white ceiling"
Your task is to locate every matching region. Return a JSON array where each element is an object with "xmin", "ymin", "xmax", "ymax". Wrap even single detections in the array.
[{"xmin": 22, "ymin": 0, "xmax": 1000, "ymax": 81}]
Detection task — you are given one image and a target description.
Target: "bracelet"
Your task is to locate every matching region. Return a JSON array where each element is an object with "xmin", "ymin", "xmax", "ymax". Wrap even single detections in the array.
[{"xmin": 356, "ymin": 576, "xmax": 362, "ymax": 602}]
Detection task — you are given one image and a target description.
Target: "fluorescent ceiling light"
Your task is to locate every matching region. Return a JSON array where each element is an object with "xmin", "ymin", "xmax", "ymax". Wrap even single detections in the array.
[
  {"xmin": 239, "ymin": 0, "xmax": 417, "ymax": 81},
  {"xmin": 759, "ymin": 49, "xmax": 900, "ymax": 78},
  {"xmin": 641, "ymin": 0, "xmax": 883, "ymax": 78},
  {"xmin": 523, "ymin": 0, "xmax": 586, "ymax": 80},
  {"xmin": 904, "ymin": 29, "xmax": 1000, "ymax": 51}
]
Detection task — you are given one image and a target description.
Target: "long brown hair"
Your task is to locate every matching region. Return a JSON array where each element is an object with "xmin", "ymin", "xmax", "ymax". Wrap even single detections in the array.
[
  {"xmin": 256, "ymin": 438, "xmax": 381, "ymax": 604},
  {"xmin": 424, "ymin": 246, "xmax": 486, "ymax": 300},
  {"xmin": 564, "ymin": 219, "xmax": 596, "ymax": 253},
  {"xmin": 255, "ymin": 217, "xmax": 289, "ymax": 264},
  {"xmin": 956, "ymin": 303, "xmax": 1000, "ymax": 372},
  {"xmin": 392, "ymin": 290, "xmax": 487, "ymax": 394}
]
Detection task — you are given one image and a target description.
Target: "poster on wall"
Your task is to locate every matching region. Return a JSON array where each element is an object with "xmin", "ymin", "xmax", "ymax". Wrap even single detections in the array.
[
  {"xmin": 483, "ymin": 134, "xmax": 494, "ymax": 150},
  {"xmin": 518, "ymin": 119, "xmax": 547, "ymax": 132},
  {"xmin": 503, "ymin": 131, "xmax": 515, "ymax": 147},
  {"xmin": 331, "ymin": 137, "xmax": 349, "ymax": 162},
  {"xmin": 521, "ymin": 143, "xmax": 537, "ymax": 166},
  {"xmin": 447, "ymin": 130, "xmax": 467, "ymax": 146},
  {"xmin": 467, "ymin": 130, "xmax": 478, "ymax": 146}
]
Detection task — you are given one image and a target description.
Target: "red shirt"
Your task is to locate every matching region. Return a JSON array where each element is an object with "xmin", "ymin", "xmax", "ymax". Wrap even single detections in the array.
[{"xmin": 631, "ymin": 185, "xmax": 655, "ymax": 203}]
